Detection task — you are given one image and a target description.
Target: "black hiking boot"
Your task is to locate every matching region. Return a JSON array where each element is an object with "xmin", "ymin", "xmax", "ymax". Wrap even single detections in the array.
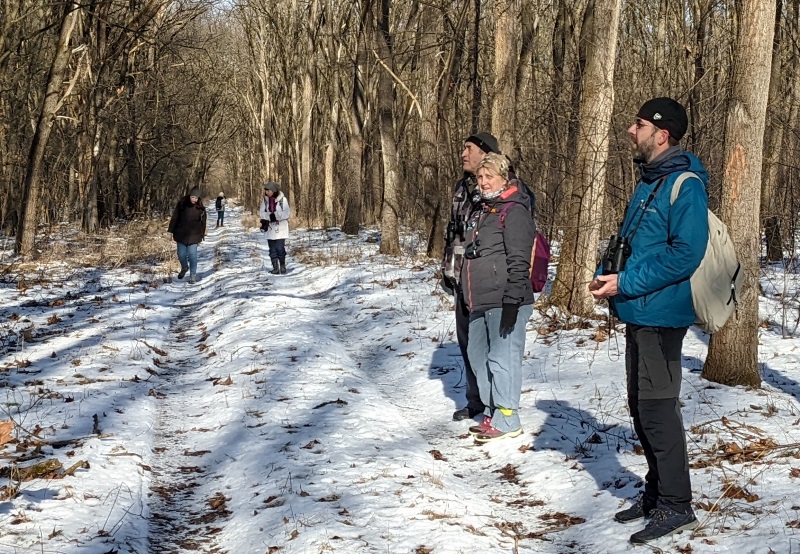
[
  {"xmin": 177, "ymin": 267, "xmax": 188, "ymax": 279},
  {"xmin": 269, "ymin": 260, "xmax": 280, "ymax": 275},
  {"xmin": 452, "ymin": 407, "xmax": 483, "ymax": 421},
  {"xmin": 615, "ymin": 493, "xmax": 657, "ymax": 524},
  {"xmin": 629, "ymin": 507, "xmax": 698, "ymax": 544}
]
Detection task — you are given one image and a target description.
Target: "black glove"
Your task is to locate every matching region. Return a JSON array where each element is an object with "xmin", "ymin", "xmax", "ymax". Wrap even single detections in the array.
[
  {"xmin": 439, "ymin": 275, "xmax": 455, "ymax": 296},
  {"xmin": 260, "ymin": 219, "xmax": 269, "ymax": 232},
  {"xmin": 269, "ymin": 213, "xmax": 277, "ymax": 223},
  {"xmin": 499, "ymin": 303, "xmax": 519, "ymax": 337}
]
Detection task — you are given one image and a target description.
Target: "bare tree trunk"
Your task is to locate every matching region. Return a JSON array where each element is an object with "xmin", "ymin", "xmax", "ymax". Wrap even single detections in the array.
[
  {"xmin": 300, "ymin": 0, "xmax": 320, "ymax": 227},
  {"xmin": 547, "ymin": 0, "xmax": 570, "ymax": 233},
  {"xmin": 323, "ymin": 65, "xmax": 340, "ymax": 229},
  {"xmin": 470, "ymin": 0, "xmax": 482, "ymax": 131},
  {"xmin": 419, "ymin": 2, "xmax": 440, "ymax": 258},
  {"xmin": 550, "ymin": 0, "xmax": 622, "ymax": 316},
  {"xmin": 703, "ymin": 0, "xmax": 776, "ymax": 387},
  {"xmin": 16, "ymin": 2, "xmax": 80, "ymax": 257},
  {"xmin": 341, "ymin": 8, "xmax": 368, "ymax": 237},
  {"xmin": 761, "ymin": 0, "xmax": 785, "ymax": 262},
  {"xmin": 82, "ymin": 100, "xmax": 102, "ymax": 233},
  {"xmin": 375, "ymin": 0, "xmax": 400, "ymax": 255},
  {"xmin": 491, "ymin": 0, "xmax": 520, "ymax": 151}
]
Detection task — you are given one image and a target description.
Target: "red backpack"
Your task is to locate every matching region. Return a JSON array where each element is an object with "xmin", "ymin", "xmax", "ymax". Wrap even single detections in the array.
[{"xmin": 498, "ymin": 203, "xmax": 550, "ymax": 293}]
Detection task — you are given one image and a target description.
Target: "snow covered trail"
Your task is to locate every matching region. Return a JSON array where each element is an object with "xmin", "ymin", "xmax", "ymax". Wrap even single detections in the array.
[
  {"xmin": 4, "ymin": 206, "xmax": 800, "ymax": 553},
  {"xmin": 138, "ymin": 212, "xmax": 567, "ymax": 553}
]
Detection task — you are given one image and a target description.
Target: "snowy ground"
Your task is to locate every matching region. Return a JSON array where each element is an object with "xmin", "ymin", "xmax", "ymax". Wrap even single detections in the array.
[{"xmin": 0, "ymin": 206, "xmax": 799, "ymax": 554}]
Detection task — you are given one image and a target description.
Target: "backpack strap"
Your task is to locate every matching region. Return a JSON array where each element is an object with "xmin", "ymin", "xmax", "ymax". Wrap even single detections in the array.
[
  {"xmin": 669, "ymin": 172, "xmax": 700, "ymax": 205},
  {"xmin": 496, "ymin": 203, "xmax": 514, "ymax": 228}
]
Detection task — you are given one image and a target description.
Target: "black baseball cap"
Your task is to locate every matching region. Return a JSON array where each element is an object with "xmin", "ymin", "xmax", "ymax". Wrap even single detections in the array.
[{"xmin": 636, "ymin": 97, "xmax": 688, "ymax": 141}]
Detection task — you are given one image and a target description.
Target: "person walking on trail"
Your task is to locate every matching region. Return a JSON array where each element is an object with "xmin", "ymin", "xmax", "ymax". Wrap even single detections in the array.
[
  {"xmin": 589, "ymin": 97, "xmax": 708, "ymax": 544},
  {"xmin": 459, "ymin": 153, "xmax": 535, "ymax": 444},
  {"xmin": 258, "ymin": 182, "xmax": 291, "ymax": 275},
  {"xmin": 442, "ymin": 131, "xmax": 500, "ymax": 423},
  {"xmin": 215, "ymin": 192, "xmax": 226, "ymax": 228},
  {"xmin": 168, "ymin": 186, "xmax": 207, "ymax": 284}
]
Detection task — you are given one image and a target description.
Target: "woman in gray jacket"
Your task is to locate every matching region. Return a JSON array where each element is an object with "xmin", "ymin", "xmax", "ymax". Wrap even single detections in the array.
[{"xmin": 460, "ymin": 153, "xmax": 536, "ymax": 443}]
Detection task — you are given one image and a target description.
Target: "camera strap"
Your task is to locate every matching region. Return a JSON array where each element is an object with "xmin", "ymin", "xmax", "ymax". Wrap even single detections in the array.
[{"xmin": 620, "ymin": 176, "xmax": 667, "ymax": 242}]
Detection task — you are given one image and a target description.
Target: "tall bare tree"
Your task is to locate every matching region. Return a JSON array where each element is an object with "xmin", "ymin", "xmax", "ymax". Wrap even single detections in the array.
[
  {"xmin": 549, "ymin": 0, "xmax": 622, "ymax": 316},
  {"xmin": 16, "ymin": 2, "xmax": 81, "ymax": 256},
  {"xmin": 761, "ymin": 0, "xmax": 785, "ymax": 262},
  {"xmin": 703, "ymin": 0, "xmax": 777, "ymax": 387},
  {"xmin": 491, "ymin": 0, "xmax": 520, "ymax": 151},
  {"xmin": 374, "ymin": 0, "xmax": 400, "ymax": 255}
]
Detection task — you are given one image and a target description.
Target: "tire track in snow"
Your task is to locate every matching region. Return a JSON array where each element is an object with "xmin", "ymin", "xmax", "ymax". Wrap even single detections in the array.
[
  {"xmin": 146, "ymin": 219, "xmax": 262, "ymax": 554},
  {"xmin": 147, "ymin": 301, "xmax": 224, "ymax": 553}
]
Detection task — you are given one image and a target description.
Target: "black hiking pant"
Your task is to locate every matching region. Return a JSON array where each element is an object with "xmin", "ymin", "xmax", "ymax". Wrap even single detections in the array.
[
  {"xmin": 455, "ymin": 289, "xmax": 483, "ymax": 412},
  {"xmin": 625, "ymin": 324, "xmax": 692, "ymax": 513}
]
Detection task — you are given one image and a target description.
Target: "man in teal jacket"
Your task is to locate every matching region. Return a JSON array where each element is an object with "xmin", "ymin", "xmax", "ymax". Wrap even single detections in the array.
[{"xmin": 590, "ymin": 97, "xmax": 708, "ymax": 544}]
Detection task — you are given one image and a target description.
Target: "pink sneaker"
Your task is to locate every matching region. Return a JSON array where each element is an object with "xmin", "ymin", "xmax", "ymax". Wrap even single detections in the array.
[
  {"xmin": 468, "ymin": 416, "xmax": 492, "ymax": 436},
  {"xmin": 474, "ymin": 426, "xmax": 523, "ymax": 443}
]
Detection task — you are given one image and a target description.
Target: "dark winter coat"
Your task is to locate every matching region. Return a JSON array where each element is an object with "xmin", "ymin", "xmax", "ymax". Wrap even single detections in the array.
[
  {"xmin": 441, "ymin": 173, "xmax": 479, "ymax": 294},
  {"xmin": 168, "ymin": 196, "xmax": 207, "ymax": 245},
  {"xmin": 459, "ymin": 181, "xmax": 536, "ymax": 312}
]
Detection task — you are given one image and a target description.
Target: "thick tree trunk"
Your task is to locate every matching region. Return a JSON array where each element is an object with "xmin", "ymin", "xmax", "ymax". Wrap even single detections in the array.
[
  {"xmin": 16, "ymin": 2, "xmax": 79, "ymax": 257},
  {"xmin": 703, "ymin": 0, "xmax": 776, "ymax": 387},
  {"xmin": 550, "ymin": 0, "xmax": 621, "ymax": 316},
  {"xmin": 491, "ymin": 0, "xmax": 520, "ymax": 151}
]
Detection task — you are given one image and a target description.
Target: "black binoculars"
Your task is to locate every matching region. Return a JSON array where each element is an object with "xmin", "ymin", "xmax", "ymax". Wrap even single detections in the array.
[{"xmin": 602, "ymin": 235, "xmax": 632, "ymax": 274}]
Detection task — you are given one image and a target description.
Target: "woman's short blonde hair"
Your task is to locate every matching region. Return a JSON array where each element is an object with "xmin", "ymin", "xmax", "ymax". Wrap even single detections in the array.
[{"xmin": 476, "ymin": 152, "xmax": 510, "ymax": 180}]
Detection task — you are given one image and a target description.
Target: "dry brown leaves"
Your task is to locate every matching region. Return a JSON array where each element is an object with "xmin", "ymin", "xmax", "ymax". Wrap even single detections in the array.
[
  {"xmin": 0, "ymin": 420, "xmax": 13, "ymax": 447},
  {"xmin": 692, "ymin": 437, "xmax": 781, "ymax": 469}
]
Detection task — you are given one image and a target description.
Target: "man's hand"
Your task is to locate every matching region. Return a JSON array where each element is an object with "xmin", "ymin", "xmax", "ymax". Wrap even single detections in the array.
[{"xmin": 589, "ymin": 274, "xmax": 619, "ymax": 299}]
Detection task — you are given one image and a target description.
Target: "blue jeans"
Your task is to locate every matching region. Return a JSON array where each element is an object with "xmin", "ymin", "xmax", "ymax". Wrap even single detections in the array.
[
  {"xmin": 467, "ymin": 304, "xmax": 533, "ymax": 432},
  {"xmin": 217, "ymin": 211, "xmax": 224, "ymax": 225},
  {"xmin": 176, "ymin": 242, "xmax": 198, "ymax": 276},
  {"xmin": 268, "ymin": 239, "xmax": 286, "ymax": 261}
]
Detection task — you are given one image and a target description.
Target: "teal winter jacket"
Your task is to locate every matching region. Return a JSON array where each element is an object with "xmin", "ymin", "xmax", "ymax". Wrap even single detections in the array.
[{"xmin": 609, "ymin": 149, "xmax": 709, "ymax": 327}]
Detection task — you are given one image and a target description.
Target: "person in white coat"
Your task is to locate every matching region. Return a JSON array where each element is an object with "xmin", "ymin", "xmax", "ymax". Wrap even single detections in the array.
[{"xmin": 258, "ymin": 182, "xmax": 291, "ymax": 274}]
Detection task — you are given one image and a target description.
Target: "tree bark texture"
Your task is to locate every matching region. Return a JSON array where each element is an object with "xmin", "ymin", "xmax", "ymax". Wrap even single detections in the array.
[
  {"xmin": 549, "ymin": 0, "xmax": 621, "ymax": 317},
  {"xmin": 16, "ymin": 2, "xmax": 80, "ymax": 257},
  {"xmin": 491, "ymin": 0, "xmax": 520, "ymax": 152},
  {"xmin": 375, "ymin": 0, "xmax": 400, "ymax": 255},
  {"xmin": 703, "ymin": 0, "xmax": 776, "ymax": 387}
]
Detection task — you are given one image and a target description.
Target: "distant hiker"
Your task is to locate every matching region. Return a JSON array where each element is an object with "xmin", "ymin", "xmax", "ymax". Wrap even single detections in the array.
[
  {"xmin": 460, "ymin": 153, "xmax": 535, "ymax": 443},
  {"xmin": 442, "ymin": 131, "xmax": 499, "ymax": 423},
  {"xmin": 215, "ymin": 192, "xmax": 226, "ymax": 227},
  {"xmin": 258, "ymin": 182, "xmax": 291, "ymax": 275},
  {"xmin": 168, "ymin": 186, "xmax": 207, "ymax": 284},
  {"xmin": 589, "ymin": 97, "xmax": 706, "ymax": 544}
]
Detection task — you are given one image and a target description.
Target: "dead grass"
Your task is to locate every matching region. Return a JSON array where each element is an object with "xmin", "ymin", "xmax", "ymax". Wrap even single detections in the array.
[
  {"xmin": 240, "ymin": 212, "xmax": 261, "ymax": 231},
  {"xmin": 292, "ymin": 242, "xmax": 365, "ymax": 267},
  {"xmin": 0, "ymin": 219, "xmax": 175, "ymax": 279}
]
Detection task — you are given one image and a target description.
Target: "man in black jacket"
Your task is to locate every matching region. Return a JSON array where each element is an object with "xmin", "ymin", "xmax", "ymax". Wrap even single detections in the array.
[{"xmin": 442, "ymin": 132, "xmax": 500, "ymax": 421}]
